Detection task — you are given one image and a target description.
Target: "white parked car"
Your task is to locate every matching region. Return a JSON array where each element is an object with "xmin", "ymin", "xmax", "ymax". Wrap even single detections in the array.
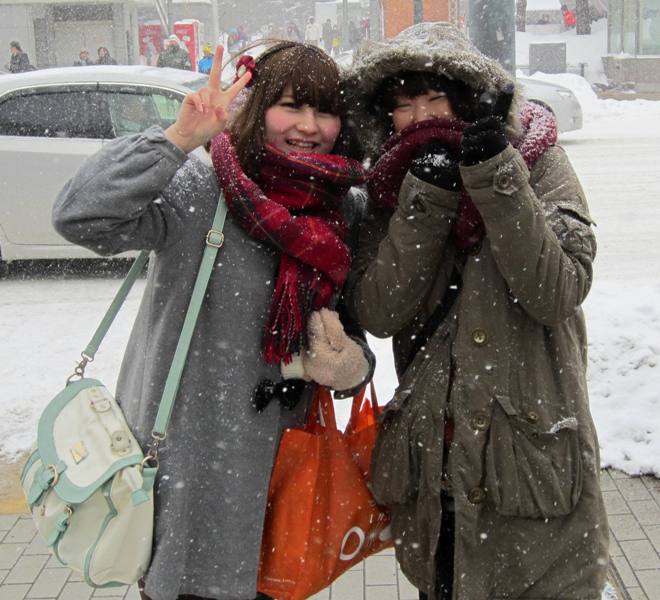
[
  {"xmin": 0, "ymin": 66, "xmax": 207, "ymax": 270},
  {"xmin": 518, "ymin": 76, "xmax": 583, "ymax": 133},
  {"xmin": 0, "ymin": 65, "xmax": 582, "ymax": 272}
]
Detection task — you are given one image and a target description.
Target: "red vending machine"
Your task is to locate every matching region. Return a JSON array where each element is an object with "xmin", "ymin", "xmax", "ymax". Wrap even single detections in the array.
[
  {"xmin": 173, "ymin": 19, "xmax": 204, "ymax": 71},
  {"xmin": 138, "ymin": 21, "xmax": 163, "ymax": 66}
]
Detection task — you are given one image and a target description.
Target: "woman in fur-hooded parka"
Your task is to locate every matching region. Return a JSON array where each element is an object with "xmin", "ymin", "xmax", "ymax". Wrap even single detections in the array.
[{"xmin": 344, "ymin": 22, "xmax": 609, "ymax": 600}]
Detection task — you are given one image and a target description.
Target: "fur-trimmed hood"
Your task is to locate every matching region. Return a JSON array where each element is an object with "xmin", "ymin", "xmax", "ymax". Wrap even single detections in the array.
[{"xmin": 344, "ymin": 21, "xmax": 523, "ymax": 157}]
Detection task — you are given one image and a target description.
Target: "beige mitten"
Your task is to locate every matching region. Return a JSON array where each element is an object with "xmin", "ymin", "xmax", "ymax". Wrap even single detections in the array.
[{"xmin": 302, "ymin": 308, "xmax": 369, "ymax": 391}]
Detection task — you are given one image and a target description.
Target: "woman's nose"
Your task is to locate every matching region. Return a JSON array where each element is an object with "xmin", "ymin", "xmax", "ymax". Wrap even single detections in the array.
[
  {"xmin": 412, "ymin": 102, "xmax": 432, "ymax": 124},
  {"xmin": 296, "ymin": 108, "xmax": 319, "ymax": 133}
]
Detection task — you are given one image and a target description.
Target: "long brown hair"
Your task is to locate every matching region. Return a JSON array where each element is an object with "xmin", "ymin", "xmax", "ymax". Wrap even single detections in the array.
[{"xmin": 228, "ymin": 41, "xmax": 360, "ymax": 178}]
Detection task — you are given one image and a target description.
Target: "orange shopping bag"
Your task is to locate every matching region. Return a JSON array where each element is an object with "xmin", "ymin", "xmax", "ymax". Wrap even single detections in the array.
[{"xmin": 258, "ymin": 385, "xmax": 392, "ymax": 600}]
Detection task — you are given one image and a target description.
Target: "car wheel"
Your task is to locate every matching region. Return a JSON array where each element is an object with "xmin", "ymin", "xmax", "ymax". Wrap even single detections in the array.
[{"xmin": 0, "ymin": 248, "xmax": 9, "ymax": 278}]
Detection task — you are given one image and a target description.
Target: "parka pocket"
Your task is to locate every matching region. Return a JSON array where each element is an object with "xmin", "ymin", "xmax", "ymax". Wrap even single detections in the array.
[
  {"xmin": 370, "ymin": 388, "xmax": 418, "ymax": 506},
  {"xmin": 485, "ymin": 396, "xmax": 583, "ymax": 518}
]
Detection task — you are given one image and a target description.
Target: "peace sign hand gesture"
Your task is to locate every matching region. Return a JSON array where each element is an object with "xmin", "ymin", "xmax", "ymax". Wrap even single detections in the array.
[{"xmin": 165, "ymin": 45, "xmax": 252, "ymax": 154}]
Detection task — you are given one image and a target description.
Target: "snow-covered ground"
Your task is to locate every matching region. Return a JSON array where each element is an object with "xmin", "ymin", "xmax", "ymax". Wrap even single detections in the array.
[{"xmin": 1, "ymin": 76, "xmax": 659, "ymax": 478}]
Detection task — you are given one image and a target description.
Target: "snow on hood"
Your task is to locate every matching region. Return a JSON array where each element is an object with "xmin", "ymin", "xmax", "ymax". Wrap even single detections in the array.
[{"xmin": 344, "ymin": 22, "xmax": 523, "ymax": 156}]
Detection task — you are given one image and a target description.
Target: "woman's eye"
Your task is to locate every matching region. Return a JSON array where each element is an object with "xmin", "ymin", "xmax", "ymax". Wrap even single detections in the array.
[
  {"xmin": 429, "ymin": 94, "xmax": 447, "ymax": 102},
  {"xmin": 393, "ymin": 104, "xmax": 412, "ymax": 111},
  {"xmin": 280, "ymin": 101, "xmax": 300, "ymax": 109}
]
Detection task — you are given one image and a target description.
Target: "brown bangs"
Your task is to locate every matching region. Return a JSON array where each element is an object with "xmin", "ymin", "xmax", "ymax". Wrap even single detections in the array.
[
  {"xmin": 256, "ymin": 44, "xmax": 341, "ymax": 114},
  {"xmin": 228, "ymin": 41, "xmax": 358, "ymax": 179}
]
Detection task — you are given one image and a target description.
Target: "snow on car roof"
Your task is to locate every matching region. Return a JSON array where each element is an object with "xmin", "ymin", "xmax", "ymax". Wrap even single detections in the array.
[{"xmin": 0, "ymin": 65, "xmax": 208, "ymax": 93}]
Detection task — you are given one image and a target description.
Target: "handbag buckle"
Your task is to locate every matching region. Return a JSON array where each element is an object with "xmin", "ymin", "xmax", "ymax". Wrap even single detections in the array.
[
  {"xmin": 206, "ymin": 229, "xmax": 224, "ymax": 248},
  {"xmin": 142, "ymin": 431, "xmax": 166, "ymax": 469},
  {"xmin": 65, "ymin": 352, "xmax": 94, "ymax": 385}
]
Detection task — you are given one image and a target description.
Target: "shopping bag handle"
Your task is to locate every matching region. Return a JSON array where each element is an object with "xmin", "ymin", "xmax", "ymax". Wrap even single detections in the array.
[
  {"xmin": 349, "ymin": 381, "xmax": 379, "ymax": 425},
  {"xmin": 307, "ymin": 386, "xmax": 339, "ymax": 432}
]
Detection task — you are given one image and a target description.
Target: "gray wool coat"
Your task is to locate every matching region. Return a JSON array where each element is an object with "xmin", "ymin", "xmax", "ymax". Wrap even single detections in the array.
[{"xmin": 52, "ymin": 126, "xmax": 372, "ymax": 600}]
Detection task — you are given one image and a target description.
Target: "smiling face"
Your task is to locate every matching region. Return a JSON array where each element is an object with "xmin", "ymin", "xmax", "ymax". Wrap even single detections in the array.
[
  {"xmin": 391, "ymin": 89, "xmax": 456, "ymax": 133},
  {"xmin": 264, "ymin": 84, "xmax": 341, "ymax": 155}
]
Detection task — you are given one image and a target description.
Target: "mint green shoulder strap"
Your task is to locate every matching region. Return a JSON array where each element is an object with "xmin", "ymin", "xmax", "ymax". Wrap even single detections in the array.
[
  {"xmin": 82, "ymin": 251, "xmax": 150, "ymax": 361},
  {"xmin": 152, "ymin": 195, "xmax": 228, "ymax": 437},
  {"xmin": 76, "ymin": 192, "xmax": 228, "ymax": 442}
]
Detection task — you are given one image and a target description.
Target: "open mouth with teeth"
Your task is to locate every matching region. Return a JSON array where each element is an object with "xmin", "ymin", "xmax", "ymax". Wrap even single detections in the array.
[{"xmin": 286, "ymin": 139, "xmax": 318, "ymax": 150}]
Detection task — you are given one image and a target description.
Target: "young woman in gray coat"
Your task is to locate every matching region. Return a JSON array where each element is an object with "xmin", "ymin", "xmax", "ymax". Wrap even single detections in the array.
[
  {"xmin": 53, "ymin": 42, "xmax": 374, "ymax": 600},
  {"xmin": 345, "ymin": 22, "xmax": 608, "ymax": 600}
]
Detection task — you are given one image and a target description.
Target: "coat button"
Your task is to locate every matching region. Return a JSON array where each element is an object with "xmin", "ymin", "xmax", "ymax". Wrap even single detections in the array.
[
  {"xmin": 472, "ymin": 328, "xmax": 487, "ymax": 346},
  {"xmin": 412, "ymin": 198, "xmax": 427, "ymax": 213},
  {"xmin": 526, "ymin": 411, "xmax": 539, "ymax": 424},
  {"xmin": 467, "ymin": 487, "xmax": 486, "ymax": 504},
  {"xmin": 496, "ymin": 173, "xmax": 513, "ymax": 189},
  {"xmin": 472, "ymin": 411, "xmax": 490, "ymax": 431}
]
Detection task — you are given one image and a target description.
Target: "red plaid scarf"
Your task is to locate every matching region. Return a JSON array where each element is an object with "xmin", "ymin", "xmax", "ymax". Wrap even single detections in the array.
[
  {"xmin": 211, "ymin": 133, "xmax": 366, "ymax": 364},
  {"xmin": 368, "ymin": 102, "xmax": 557, "ymax": 249}
]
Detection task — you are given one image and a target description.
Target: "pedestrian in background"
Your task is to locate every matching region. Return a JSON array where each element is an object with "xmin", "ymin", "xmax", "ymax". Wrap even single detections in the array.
[
  {"xmin": 237, "ymin": 24, "xmax": 248, "ymax": 48},
  {"xmin": 348, "ymin": 20, "xmax": 361, "ymax": 50},
  {"xmin": 197, "ymin": 43, "xmax": 213, "ymax": 74},
  {"xmin": 322, "ymin": 18, "xmax": 333, "ymax": 53},
  {"xmin": 73, "ymin": 48, "xmax": 94, "ymax": 66},
  {"xmin": 561, "ymin": 4, "xmax": 577, "ymax": 28},
  {"xmin": 287, "ymin": 21, "xmax": 302, "ymax": 41},
  {"xmin": 331, "ymin": 24, "xmax": 342, "ymax": 57},
  {"xmin": 346, "ymin": 21, "xmax": 608, "ymax": 600},
  {"xmin": 8, "ymin": 41, "xmax": 32, "ymax": 73},
  {"xmin": 97, "ymin": 46, "xmax": 117, "ymax": 65},
  {"xmin": 304, "ymin": 16, "xmax": 322, "ymax": 47},
  {"xmin": 157, "ymin": 34, "xmax": 192, "ymax": 70}
]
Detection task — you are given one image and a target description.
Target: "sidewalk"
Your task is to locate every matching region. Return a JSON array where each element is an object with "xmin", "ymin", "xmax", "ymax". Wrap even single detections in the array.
[{"xmin": 1, "ymin": 469, "xmax": 658, "ymax": 600}]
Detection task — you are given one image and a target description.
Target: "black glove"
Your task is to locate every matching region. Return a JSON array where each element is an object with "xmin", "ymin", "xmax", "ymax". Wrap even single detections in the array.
[
  {"xmin": 461, "ymin": 84, "xmax": 514, "ymax": 166},
  {"xmin": 410, "ymin": 140, "xmax": 461, "ymax": 191}
]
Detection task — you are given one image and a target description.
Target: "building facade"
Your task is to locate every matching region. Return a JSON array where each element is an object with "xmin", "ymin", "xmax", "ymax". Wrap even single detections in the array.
[
  {"xmin": 1, "ymin": 0, "xmax": 142, "ymax": 68},
  {"xmin": 379, "ymin": 0, "xmax": 459, "ymax": 38},
  {"xmin": 604, "ymin": 0, "xmax": 660, "ymax": 91}
]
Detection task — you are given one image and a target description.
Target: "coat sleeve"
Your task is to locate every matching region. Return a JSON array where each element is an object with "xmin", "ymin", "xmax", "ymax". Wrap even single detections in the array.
[
  {"xmin": 460, "ymin": 144, "xmax": 596, "ymax": 326},
  {"xmin": 346, "ymin": 171, "xmax": 461, "ymax": 338},
  {"xmin": 52, "ymin": 126, "xmax": 189, "ymax": 256}
]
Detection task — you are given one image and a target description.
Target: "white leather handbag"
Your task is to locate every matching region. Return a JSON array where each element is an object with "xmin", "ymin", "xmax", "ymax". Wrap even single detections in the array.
[{"xmin": 21, "ymin": 194, "xmax": 228, "ymax": 588}]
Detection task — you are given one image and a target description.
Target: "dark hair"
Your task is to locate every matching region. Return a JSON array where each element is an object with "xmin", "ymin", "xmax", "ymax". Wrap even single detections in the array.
[
  {"xmin": 10, "ymin": 41, "xmax": 21, "ymax": 51},
  {"xmin": 373, "ymin": 70, "xmax": 479, "ymax": 126},
  {"xmin": 228, "ymin": 40, "xmax": 360, "ymax": 178}
]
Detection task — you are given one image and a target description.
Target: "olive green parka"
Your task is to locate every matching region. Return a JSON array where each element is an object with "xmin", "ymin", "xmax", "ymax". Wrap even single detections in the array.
[{"xmin": 345, "ymin": 22, "xmax": 609, "ymax": 600}]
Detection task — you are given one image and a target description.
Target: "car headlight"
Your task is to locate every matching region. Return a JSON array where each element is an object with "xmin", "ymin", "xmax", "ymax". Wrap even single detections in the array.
[{"xmin": 555, "ymin": 89, "xmax": 574, "ymax": 99}]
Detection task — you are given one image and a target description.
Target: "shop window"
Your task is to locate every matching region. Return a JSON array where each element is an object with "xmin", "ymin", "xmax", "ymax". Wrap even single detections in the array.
[{"xmin": 640, "ymin": 0, "xmax": 660, "ymax": 54}]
